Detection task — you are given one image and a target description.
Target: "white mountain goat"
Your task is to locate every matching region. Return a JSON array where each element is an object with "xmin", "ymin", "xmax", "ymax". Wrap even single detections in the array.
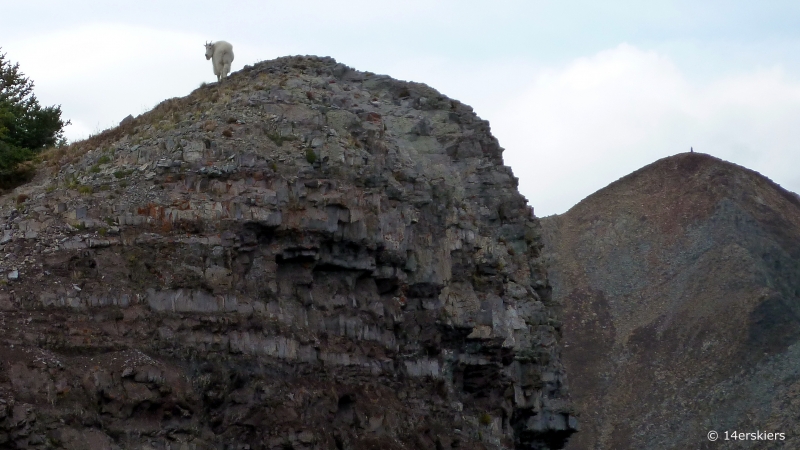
[{"xmin": 204, "ymin": 41, "xmax": 234, "ymax": 82}]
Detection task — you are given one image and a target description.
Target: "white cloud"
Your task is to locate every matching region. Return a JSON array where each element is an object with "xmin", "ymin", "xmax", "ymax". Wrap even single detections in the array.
[{"xmin": 490, "ymin": 43, "xmax": 800, "ymax": 216}]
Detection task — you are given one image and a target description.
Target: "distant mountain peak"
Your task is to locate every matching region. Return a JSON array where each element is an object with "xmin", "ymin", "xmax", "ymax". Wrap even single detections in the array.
[{"xmin": 542, "ymin": 153, "xmax": 800, "ymax": 449}]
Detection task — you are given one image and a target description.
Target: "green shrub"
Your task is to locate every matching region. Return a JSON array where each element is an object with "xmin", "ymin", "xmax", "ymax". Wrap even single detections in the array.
[
  {"xmin": 0, "ymin": 141, "xmax": 34, "ymax": 189},
  {"xmin": 0, "ymin": 49, "xmax": 70, "ymax": 190},
  {"xmin": 305, "ymin": 148, "xmax": 317, "ymax": 164}
]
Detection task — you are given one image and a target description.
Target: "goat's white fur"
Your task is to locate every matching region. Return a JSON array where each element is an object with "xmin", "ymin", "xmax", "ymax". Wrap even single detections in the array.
[{"xmin": 204, "ymin": 41, "xmax": 234, "ymax": 82}]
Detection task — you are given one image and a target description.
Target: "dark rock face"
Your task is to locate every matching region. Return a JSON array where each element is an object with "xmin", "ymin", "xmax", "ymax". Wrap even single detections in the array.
[
  {"xmin": 0, "ymin": 56, "xmax": 575, "ymax": 449},
  {"xmin": 541, "ymin": 153, "xmax": 800, "ymax": 449}
]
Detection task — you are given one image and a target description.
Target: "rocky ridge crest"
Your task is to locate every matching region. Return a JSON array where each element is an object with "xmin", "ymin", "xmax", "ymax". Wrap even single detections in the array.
[{"xmin": 0, "ymin": 56, "xmax": 575, "ymax": 449}]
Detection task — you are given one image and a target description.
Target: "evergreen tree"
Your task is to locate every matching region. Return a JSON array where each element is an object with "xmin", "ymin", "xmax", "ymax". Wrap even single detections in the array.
[{"xmin": 0, "ymin": 48, "xmax": 70, "ymax": 187}]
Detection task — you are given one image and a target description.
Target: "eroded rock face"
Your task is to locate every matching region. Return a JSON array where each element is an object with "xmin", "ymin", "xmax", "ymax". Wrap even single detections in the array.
[{"xmin": 0, "ymin": 56, "xmax": 575, "ymax": 449}]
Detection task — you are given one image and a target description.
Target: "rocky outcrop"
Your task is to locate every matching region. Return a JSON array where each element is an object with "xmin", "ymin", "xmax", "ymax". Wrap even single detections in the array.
[
  {"xmin": 0, "ymin": 56, "xmax": 575, "ymax": 449},
  {"xmin": 541, "ymin": 153, "xmax": 800, "ymax": 449}
]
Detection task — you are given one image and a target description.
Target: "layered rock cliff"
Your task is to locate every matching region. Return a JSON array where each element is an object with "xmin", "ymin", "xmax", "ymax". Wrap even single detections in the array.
[
  {"xmin": 541, "ymin": 153, "xmax": 800, "ymax": 449},
  {"xmin": 0, "ymin": 56, "xmax": 575, "ymax": 449}
]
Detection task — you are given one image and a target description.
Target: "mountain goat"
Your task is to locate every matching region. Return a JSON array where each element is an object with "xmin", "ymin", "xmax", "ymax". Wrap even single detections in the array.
[{"xmin": 204, "ymin": 41, "xmax": 234, "ymax": 82}]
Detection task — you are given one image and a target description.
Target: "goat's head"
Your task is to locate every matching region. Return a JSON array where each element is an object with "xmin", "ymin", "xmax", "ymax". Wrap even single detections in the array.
[{"xmin": 204, "ymin": 41, "xmax": 214, "ymax": 60}]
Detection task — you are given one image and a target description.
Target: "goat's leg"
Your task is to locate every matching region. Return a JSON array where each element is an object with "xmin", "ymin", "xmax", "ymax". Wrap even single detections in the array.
[
  {"xmin": 213, "ymin": 60, "xmax": 221, "ymax": 82},
  {"xmin": 222, "ymin": 62, "xmax": 232, "ymax": 79},
  {"xmin": 214, "ymin": 63, "xmax": 222, "ymax": 82}
]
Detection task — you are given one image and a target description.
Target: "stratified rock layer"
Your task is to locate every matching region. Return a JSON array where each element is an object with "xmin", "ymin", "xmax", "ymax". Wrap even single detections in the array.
[
  {"xmin": 0, "ymin": 56, "xmax": 575, "ymax": 449},
  {"xmin": 542, "ymin": 153, "xmax": 800, "ymax": 449}
]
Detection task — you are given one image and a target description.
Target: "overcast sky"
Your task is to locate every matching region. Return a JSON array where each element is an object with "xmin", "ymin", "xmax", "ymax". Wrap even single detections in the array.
[{"xmin": 4, "ymin": 1, "xmax": 800, "ymax": 216}]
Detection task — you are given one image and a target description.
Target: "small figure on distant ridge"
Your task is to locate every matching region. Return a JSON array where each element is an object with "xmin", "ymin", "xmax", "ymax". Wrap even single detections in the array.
[
  {"xmin": 690, "ymin": 147, "xmax": 694, "ymax": 153},
  {"xmin": 205, "ymin": 40, "xmax": 234, "ymax": 83}
]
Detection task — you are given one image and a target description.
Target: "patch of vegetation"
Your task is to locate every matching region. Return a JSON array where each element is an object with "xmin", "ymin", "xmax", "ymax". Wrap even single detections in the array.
[
  {"xmin": 41, "ymin": 146, "xmax": 66, "ymax": 166},
  {"xmin": 114, "ymin": 169, "xmax": 134, "ymax": 179},
  {"xmin": 479, "ymin": 413, "xmax": 493, "ymax": 426},
  {"xmin": 305, "ymin": 148, "xmax": 317, "ymax": 164},
  {"xmin": 66, "ymin": 175, "xmax": 79, "ymax": 189},
  {"xmin": 0, "ymin": 143, "xmax": 33, "ymax": 189},
  {"xmin": 155, "ymin": 120, "xmax": 177, "ymax": 132},
  {"xmin": 267, "ymin": 132, "xmax": 296, "ymax": 147},
  {"xmin": 77, "ymin": 185, "xmax": 92, "ymax": 195},
  {"xmin": 89, "ymin": 164, "xmax": 101, "ymax": 173}
]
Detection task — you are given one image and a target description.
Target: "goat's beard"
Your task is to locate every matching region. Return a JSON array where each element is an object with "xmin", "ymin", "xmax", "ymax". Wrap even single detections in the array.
[{"xmin": 205, "ymin": 55, "xmax": 212, "ymax": 60}]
